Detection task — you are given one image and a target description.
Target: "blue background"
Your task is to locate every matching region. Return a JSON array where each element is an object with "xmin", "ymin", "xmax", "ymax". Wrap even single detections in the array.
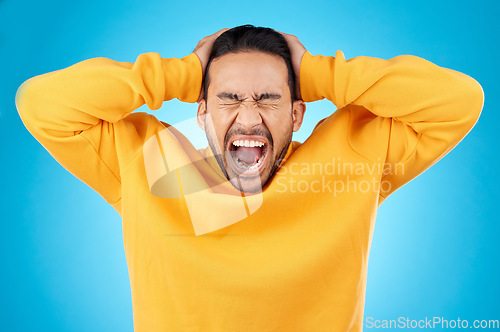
[{"xmin": 1, "ymin": 0, "xmax": 498, "ymax": 330}]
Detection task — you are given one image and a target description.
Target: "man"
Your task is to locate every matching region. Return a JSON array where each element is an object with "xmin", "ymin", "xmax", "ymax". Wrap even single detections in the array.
[{"xmin": 16, "ymin": 25, "xmax": 483, "ymax": 331}]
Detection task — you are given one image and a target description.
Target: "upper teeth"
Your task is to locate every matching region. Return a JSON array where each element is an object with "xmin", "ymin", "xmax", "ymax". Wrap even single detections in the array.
[{"xmin": 232, "ymin": 140, "xmax": 265, "ymax": 147}]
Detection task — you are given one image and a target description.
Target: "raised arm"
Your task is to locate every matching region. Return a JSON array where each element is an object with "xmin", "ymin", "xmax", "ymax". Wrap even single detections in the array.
[
  {"xmin": 302, "ymin": 51, "xmax": 483, "ymax": 201},
  {"xmin": 282, "ymin": 32, "xmax": 484, "ymax": 202},
  {"xmin": 16, "ymin": 28, "xmax": 228, "ymax": 215},
  {"xmin": 15, "ymin": 52, "xmax": 201, "ymax": 214}
]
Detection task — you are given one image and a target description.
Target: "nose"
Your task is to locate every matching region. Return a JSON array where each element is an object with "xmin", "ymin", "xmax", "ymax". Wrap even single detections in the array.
[{"xmin": 234, "ymin": 103, "xmax": 263, "ymax": 130}]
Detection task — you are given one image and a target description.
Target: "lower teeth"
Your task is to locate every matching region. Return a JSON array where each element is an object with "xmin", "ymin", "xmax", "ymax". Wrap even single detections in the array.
[{"xmin": 235, "ymin": 156, "xmax": 263, "ymax": 171}]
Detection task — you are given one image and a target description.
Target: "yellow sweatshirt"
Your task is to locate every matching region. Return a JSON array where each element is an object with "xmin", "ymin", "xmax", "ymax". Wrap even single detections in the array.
[{"xmin": 16, "ymin": 48, "xmax": 483, "ymax": 331}]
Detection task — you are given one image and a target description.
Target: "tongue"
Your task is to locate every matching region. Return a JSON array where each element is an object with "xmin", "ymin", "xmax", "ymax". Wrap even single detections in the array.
[{"xmin": 236, "ymin": 146, "xmax": 262, "ymax": 164}]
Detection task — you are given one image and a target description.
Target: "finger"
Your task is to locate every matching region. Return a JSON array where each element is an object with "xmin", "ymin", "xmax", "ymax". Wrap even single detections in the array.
[
  {"xmin": 276, "ymin": 31, "xmax": 300, "ymax": 47},
  {"xmin": 211, "ymin": 28, "xmax": 230, "ymax": 39},
  {"xmin": 276, "ymin": 30, "xmax": 292, "ymax": 39}
]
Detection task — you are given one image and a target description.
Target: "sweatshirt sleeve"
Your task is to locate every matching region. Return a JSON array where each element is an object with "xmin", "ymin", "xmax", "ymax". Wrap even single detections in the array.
[
  {"xmin": 300, "ymin": 50, "xmax": 484, "ymax": 202},
  {"xmin": 15, "ymin": 52, "xmax": 202, "ymax": 213}
]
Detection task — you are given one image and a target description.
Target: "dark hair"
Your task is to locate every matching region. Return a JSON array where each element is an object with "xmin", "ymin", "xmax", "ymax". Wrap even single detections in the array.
[{"xmin": 202, "ymin": 24, "xmax": 296, "ymax": 102}]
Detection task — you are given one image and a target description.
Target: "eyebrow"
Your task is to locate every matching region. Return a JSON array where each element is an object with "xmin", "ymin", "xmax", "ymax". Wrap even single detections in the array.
[{"xmin": 216, "ymin": 92, "xmax": 281, "ymax": 101}]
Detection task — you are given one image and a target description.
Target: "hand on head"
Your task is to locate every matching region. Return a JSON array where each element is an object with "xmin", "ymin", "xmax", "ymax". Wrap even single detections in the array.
[
  {"xmin": 276, "ymin": 31, "xmax": 307, "ymax": 100},
  {"xmin": 193, "ymin": 27, "xmax": 307, "ymax": 102},
  {"xmin": 193, "ymin": 28, "xmax": 230, "ymax": 102}
]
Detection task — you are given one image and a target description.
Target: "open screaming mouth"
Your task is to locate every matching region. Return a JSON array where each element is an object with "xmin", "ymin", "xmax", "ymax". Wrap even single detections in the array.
[{"xmin": 227, "ymin": 137, "xmax": 269, "ymax": 175}]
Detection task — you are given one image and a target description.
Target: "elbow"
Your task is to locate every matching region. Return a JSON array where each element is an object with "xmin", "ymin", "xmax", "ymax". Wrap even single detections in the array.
[
  {"xmin": 15, "ymin": 76, "xmax": 45, "ymax": 133},
  {"xmin": 15, "ymin": 78, "xmax": 35, "ymax": 128},
  {"xmin": 446, "ymin": 71, "xmax": 484, "ymax": 133},
  {"xmin": 468, "ymin": 77, "xmax": 484, "ymax": 126},
  {"xmin": 461, "ymin": 75, "xmax": 484, "ymax": 131}
]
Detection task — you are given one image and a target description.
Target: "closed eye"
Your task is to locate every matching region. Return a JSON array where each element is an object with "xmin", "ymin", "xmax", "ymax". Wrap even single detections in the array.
[
  {"xmin": 219, "ymin": 101, "xmax": 278, "ymax": 108},
  {"xmin": 216, "ymin": 92, "xmax": 282, "ymax": 109},
  {"xmin": 217, "ymin": 92, "xmax": 281, "ymax": 102},
  {"xmin": 219, "ymin": 101, "xmax": 242, "ymax": 106}
]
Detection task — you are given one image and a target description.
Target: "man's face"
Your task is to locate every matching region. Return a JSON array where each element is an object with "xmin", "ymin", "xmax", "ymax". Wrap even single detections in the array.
[{"xmin": 197, "ymin": 51, "xmax": 305, "ymax": 194}]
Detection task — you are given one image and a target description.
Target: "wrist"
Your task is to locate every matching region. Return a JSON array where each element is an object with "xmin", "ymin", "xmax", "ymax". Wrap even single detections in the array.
[
  {"xmin": 299, "ymin": 51, "xmax": 337, "ymax": 103},
  {"xmin": 295, "ymin": 50, "xmax": 306, "ymax": 100},
  {"xmin": 161, "ymin": 53, "xmax": 202, "ymax": 103}
]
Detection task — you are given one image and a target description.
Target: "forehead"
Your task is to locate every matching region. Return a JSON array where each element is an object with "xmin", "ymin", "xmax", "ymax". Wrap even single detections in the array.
[{"xmin": 208, "ymin": 51, "xmax": 289, "ymax": 94}]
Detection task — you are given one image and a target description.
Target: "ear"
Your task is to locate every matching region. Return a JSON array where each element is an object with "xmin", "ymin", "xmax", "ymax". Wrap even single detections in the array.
[
  {"xmin": 197, "ymin": 99, "xmax": 207, "ymax": 131},
  {"xmin": 291, "ymin": 100, "xmax": 306, "ymax": 132}
]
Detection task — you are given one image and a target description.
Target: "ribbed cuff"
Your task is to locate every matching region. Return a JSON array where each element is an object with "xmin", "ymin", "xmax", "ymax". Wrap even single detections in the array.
[
  {"xmin": 162, "ymin": 53, "xmax": 202, "ymax": 103},
  {"xmin": 300, "ymin": 51, "xmax": 337, "ymax": 103}
]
